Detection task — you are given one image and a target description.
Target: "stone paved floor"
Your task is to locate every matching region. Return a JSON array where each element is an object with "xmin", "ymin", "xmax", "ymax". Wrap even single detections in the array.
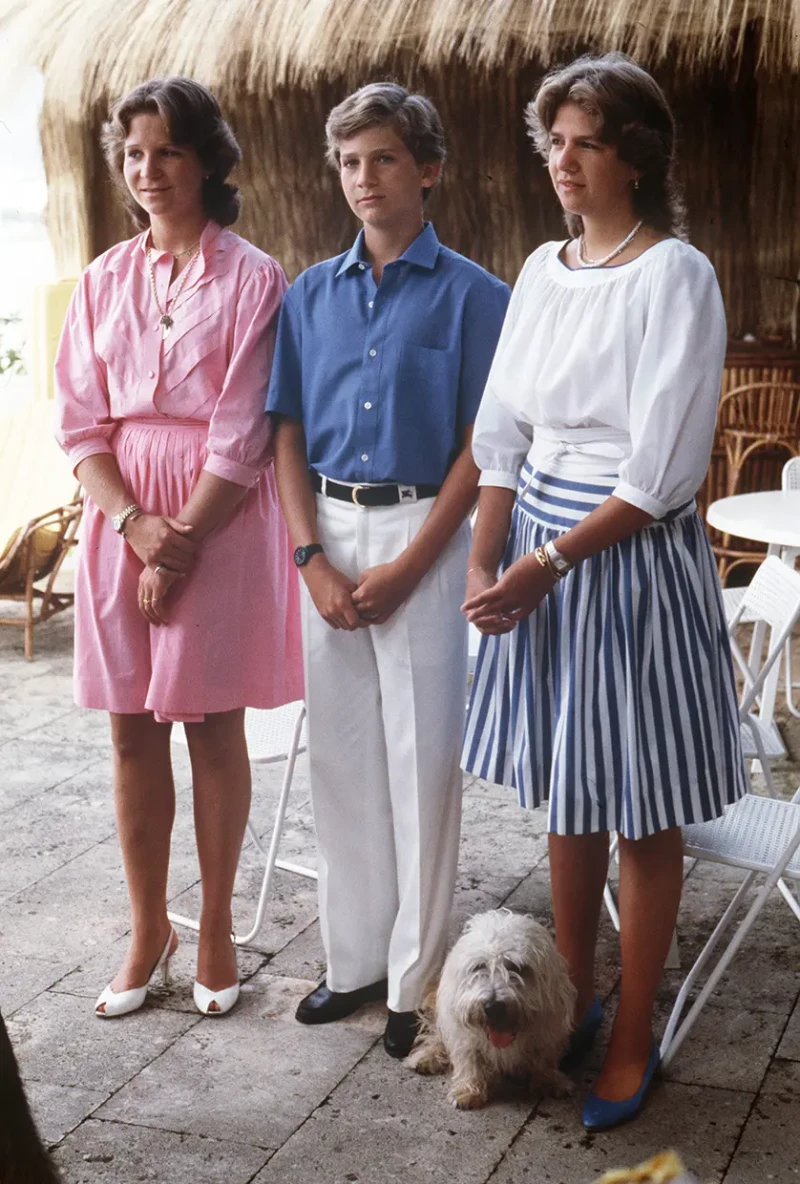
[{"xmin": 1, "ymin": 610, "xmax": 799, "ymax": 1184}]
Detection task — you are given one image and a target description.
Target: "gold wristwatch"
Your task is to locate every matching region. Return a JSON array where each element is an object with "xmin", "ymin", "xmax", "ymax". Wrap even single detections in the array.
[
  {"xmin": 112, "ymin": 503, "xmax": 141, "ymax": 535},
  {"xmin": 543, "ymin": 538, "xmax": 573, "ymax": 578}
]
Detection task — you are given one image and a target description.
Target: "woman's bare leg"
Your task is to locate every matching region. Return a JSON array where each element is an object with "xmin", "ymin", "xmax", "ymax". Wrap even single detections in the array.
[
  {"xmin": 548, "ymin": 831, "xmax": 610, "ymax": 1021},
  {"xmin": 185, "ymin": 708, "xmax": 250, "ymax": 993},
  {"xmin": 593, "ymin": 826, "xmax": 683, "ymax": 1100},
  {"xmin": 103, "ymin": 712, "xmax": 177, "ymax": 1002}
]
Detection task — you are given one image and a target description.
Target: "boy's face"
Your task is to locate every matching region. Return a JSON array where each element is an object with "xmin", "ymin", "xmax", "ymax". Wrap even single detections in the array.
[{"xmin": 338, "ymin": 124, "xmax": 440, "ymax": 231}]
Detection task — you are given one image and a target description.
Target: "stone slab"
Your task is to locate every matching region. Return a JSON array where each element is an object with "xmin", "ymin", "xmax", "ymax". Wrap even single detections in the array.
[
  {"xmin": 757, "ymin": 1057, "xmax": 800, "ymax": 1097},
  {"xmin": 457, "ymin": 795, "xmax": 549, "ymax": 899},
  {"xmin": 53, "ymin": 1118, "xmax": 269, "ymax": 1184},
  {"xmin": 259, "ymin": 919, "xmax": 326, "ymax": 984},
  {"xmin": 659, "ymin": 867, "xmax": 800, "ymax": 1017},
  {"xmin": 25, "ymin": 1080, "xmax": 109, "ymax": 1146},
  {"xmin": 657, "ymin": 1003, "xmax": 785, "ymax": 1092},
  {"xmin": 97, "ymin": 975, "xmax": 378, "ymax": 1149},
  {"xmin": 167, "ymin": 863, "xmax": 320, "ymax": 959},
  {"xmin": 489, "ymin": 1081, "xmax": 753, "ymax": 1184},
  {"xmin": 0, "ymin": 778, "xmax": 115, "ymax": 902},
  {"xmin": 2, "ymin": 838, "xmax": 133, "ymax": 960},
  {"xmin": 0, "ymin": 735, "xmax": 104, "ymax": 814},
  {"xmin": 252, "ymin": 1041, "xmax": 534, "ymax": 1184},
  {"xmin": 724, "ymin": 1092, "xmax": 800, "ymax": 1183},
  {"xmin": 777, "ymin": 995, "xmax": 800, "ymax": 1060},
  {"xmin": 7, "ymin": 988, "xmax": 198, "ymax": 1093},
  {"xmin": 0, "ymin": 951, "xmax": 76, "ymax": 1016}
]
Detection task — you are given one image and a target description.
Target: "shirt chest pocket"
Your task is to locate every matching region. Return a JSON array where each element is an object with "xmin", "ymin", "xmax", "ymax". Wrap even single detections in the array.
[{"xmin": 395, "ymin": 343, "xmax": 457, "ymax": 436}]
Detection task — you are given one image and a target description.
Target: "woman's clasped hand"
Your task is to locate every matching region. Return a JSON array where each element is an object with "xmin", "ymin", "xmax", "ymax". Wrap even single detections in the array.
[
  {"xmin": 124, "ymin": 513, "xmax": 198, "ymax": 625},
  {"xmin": 462, "ymin": 555, "xmax": 556, "ymax": 634}
]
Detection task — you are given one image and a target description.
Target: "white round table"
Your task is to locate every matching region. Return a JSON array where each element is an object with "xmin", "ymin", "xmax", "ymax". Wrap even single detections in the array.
[{"xmin": 706, "ymin": 491, "xmax": 800, "ymax": 550}]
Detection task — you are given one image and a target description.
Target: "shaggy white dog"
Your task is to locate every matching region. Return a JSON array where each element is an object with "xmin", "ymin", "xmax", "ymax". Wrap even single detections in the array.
[{"xmin": 407, "ymin": 910, "xmax": 576, "ymax": 1109}]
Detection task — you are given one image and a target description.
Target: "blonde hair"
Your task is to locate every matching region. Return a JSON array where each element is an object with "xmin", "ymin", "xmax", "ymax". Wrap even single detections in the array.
[{"xmin": 525, "ymin": 52, "xmax": 686, "ymax": 239}]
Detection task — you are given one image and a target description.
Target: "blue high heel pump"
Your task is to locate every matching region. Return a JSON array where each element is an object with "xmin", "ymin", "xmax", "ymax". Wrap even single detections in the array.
[
  {"xmin": 560, "ymin": 995, "xmax": 603, "ymax": 1072},
  {"xmin": 581, "ymin": 1041, "xmax": 661, "ymax": 1131}
]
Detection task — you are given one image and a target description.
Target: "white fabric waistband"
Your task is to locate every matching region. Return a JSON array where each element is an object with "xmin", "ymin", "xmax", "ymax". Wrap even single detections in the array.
[{"xmin": 528, "ymin": 426, "xmax": 631, "ymax": 478}]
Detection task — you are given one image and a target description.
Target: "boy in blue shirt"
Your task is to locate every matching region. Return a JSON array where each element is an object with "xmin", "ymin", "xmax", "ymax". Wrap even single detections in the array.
[{"xmin": 267, "ymin": 82, "xmax": 509, "ymax": 1058}]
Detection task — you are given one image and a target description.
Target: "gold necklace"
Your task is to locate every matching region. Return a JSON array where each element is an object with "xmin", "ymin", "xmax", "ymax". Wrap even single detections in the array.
[
  {"xmin": 173, "ymin": 240, "xmax": 200, "ymax": 259},
  {"xmin": 146, "ymin": 241, "xmax": 201, "ymax": 335}
]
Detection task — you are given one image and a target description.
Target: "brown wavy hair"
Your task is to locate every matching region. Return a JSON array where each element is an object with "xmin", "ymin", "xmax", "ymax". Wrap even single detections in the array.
[
  {"xmin": 525, "ymin": 52, "xmax": 686, "ymax": 240},
  {"xmin": 102, "ymin": 76, "xmax": 242, "ymax": 229},
  {"xmin": 325, "ymin": 81, "xmax": 446, "ymax": 202}
]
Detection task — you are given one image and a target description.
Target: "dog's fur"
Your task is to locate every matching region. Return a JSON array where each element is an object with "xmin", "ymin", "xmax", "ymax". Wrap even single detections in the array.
[
  {"xmin": 0, "ymin": 1009, "xmax": 62, "ymax": 1183},
  {"xmin": 407, "ymin": 910, "xmax": 576, "ymax": 1109}
]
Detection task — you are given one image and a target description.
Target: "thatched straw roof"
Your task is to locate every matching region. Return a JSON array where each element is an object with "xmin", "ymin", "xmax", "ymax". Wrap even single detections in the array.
[
  {"xmin": 3, "ymin": 0, "xmax": 800, "ymax": 344},
  {"xmin": 3, "ymin": 0, "xmax": 800, "ymax": 100}
]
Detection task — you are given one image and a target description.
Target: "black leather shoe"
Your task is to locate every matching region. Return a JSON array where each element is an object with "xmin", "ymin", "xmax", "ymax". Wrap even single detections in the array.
[
  {"xmin": 295, "ymin": 978, "xmax": 388, "ymax": 1025},
  {"xmin": 383, "ymin": 1009, "xmax": 421, "ymax": 1059}
]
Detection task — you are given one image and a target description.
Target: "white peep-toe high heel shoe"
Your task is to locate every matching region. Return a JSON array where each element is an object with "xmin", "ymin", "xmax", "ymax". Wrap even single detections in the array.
[
  {"xmin": 193, "ymin": 937, "xmax": 240, "ymax": 1016},
  {"xmin": 95, "ymin": 927, "xmax": 177, "ymax": 1018},
  {"xmin": 193, "ymin": 979, "xmax": 240, "ymax": 1016}
]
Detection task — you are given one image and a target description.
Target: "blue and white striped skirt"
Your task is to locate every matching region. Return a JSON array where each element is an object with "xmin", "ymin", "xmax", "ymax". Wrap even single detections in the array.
[{"xmin": 462, "ymin": 464, "xmax": 747, "ymax": 839}]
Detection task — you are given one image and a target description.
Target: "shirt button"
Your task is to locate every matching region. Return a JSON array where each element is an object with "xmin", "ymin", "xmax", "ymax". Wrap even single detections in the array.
[
  {"xmin": 358, "ymin": 263, "xmax": 366, "ymax": 271},
  {"xmin": 369, "ymin": 349, "xmax": 377, "ymax": 357},
  {"xmin": 148, "ymin": 370, "xmax": 155, "ymax": 379},
  {"xmin": 364, "ymin": 402, "xmax": 372, "ymax": 410},
  {"xmin": 368, "ymin": 300, "xmax": 374, "ymax": 308},
  {"xmin": 361, "ymin": 453, "xmax": 369, "ymax": 462}
]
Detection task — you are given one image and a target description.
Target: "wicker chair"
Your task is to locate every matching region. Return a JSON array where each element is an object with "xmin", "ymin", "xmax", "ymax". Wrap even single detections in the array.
[
  {"xmin": 0, "ymin": 492, "xmax": 82, "ymax": 659},
  {"xmin": 715, "ymin": 382, "xmax": 800, "ymax": 583}
]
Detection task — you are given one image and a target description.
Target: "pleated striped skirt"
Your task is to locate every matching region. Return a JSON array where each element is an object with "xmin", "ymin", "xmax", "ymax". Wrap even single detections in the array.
[{"xmin": 462, "ymin": 463, "xmax": 747, "ymax": 839}]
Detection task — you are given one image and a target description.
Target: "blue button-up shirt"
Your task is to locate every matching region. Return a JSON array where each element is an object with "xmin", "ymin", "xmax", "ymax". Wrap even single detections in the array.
[{"xmin": 266, "ymin": 223, "xmax": 510, "ymax": 485}]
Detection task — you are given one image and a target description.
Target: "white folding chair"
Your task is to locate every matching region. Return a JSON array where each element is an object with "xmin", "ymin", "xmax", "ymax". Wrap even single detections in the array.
[
  {"xmin": 723, "ymin": 457, "xmax": 800, "ymax": 721},
  {"xmin": 658, "ymin": 560, "xmax": 800, "ymax": 1067},
  {"xmin": 168, "ymin": 701, "xmax": 317, "ymax": 947},
  {"xmin": 660, "ymin": 791, "xmax": 800, "ymax": 1067},
  {"xmin": 728, "ymin": 556, "xmax": 800, "ymax": 796}
]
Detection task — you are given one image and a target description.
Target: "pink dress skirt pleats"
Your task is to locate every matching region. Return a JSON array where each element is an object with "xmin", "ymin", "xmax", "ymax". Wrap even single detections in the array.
[{"xmin": 73, "ymin": 419, "xmax": 303, "ymax": 722}]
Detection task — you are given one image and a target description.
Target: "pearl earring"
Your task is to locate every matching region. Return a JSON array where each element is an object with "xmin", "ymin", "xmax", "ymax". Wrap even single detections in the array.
[{"xmin": 634, "ymin": 178, "xmax": 640, "ymax": 190}]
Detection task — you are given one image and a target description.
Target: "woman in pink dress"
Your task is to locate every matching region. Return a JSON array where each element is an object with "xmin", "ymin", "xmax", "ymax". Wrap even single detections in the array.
[{"xmin": 55, "ymin": 77, "xmax": 302, "ymax": 1018}]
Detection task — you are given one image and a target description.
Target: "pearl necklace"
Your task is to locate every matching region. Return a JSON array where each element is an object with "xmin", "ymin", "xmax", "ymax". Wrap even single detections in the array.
[
  {"xmin": 578, "ymin": 220, "xmax": 644, "ymax": 269},
  {"xmin": 146, "ymin": 240, "xmax": 201, "ymax": 336}
]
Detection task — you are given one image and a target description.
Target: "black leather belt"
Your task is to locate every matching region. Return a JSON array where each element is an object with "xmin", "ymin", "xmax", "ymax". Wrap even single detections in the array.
[{"xmin": 311, "ymin": 471, "xmax": 440, "ymax": 507}]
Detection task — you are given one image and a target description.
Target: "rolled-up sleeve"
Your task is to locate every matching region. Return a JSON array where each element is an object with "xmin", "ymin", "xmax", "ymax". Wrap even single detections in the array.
[
  {"xmin": 204, "ymin": 258, "xmax": 288, "ymax": 487},
  {"xmin": 54, "ymin": 269, "xmax": 116, "ymax": 474},
  {"xmin": 457, "ymin": 276, "xmax": 511, "ymax": 427},
  {"xmin": 613, "ymin": 248, "xmax": 727, "ymax": 518},
  {"xmin": 264, "ymin": 281, "xmax": 303, "ymax": 421},
  {"xmin": 473, "ymin": 387, "xmax": 533, "ymax": 489}
]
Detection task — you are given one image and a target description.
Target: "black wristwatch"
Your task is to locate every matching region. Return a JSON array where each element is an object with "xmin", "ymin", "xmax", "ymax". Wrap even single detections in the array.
[{"xmin": 294, "ymin": 544, "xmax": 324, "ymax": 568}]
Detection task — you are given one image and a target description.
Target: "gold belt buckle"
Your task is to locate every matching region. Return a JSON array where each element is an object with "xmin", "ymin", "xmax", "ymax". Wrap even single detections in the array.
[{"xmin": 351, "ymin": 484, "xmax": 368, "ymax": 506}]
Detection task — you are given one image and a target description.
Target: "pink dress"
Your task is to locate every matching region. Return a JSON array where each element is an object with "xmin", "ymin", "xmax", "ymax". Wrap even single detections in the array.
[{"xmin": 55, "ymin": 221, "xmax": 303, "ymax": 722}]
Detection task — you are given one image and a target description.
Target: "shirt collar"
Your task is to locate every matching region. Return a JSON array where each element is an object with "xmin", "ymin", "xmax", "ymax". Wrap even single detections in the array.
[
  {"xmin": 335, "ymin": 222, "xmax": 441, "ymax": 277},
  {"xmin": 128, "ymin": 219, "xmax": 226, "ymax": 279}
]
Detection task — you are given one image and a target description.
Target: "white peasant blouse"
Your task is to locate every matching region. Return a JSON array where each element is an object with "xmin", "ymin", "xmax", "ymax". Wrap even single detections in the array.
[{"xmin": 472, "ymin": 237, "xmax": 727, "ymax": 518}]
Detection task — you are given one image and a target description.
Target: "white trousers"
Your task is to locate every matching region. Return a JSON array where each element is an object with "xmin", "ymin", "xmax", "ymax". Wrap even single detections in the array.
[{"xmin": 301, "ymin": 493, "xmax": 469, "ymax": 1012}]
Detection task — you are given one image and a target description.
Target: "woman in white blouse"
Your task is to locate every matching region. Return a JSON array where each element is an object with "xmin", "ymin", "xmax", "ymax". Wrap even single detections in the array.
[{"xmin": 462, "ymin": 53, "xmax": 745, "ymax": 1130}]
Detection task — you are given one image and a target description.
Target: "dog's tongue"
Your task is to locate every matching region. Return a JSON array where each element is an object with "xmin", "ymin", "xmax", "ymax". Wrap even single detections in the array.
[{"xmin": 488, "ymin": 1027, "xmax": 515, "ymax": 1049}]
